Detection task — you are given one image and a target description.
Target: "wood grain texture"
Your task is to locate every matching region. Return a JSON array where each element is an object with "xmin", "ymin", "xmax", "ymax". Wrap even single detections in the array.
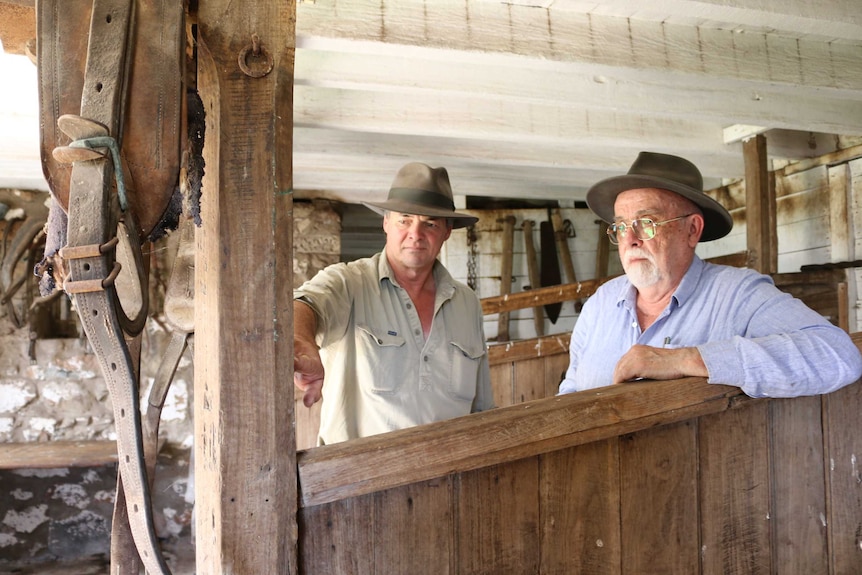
[
  {"xmin": 821, "ymin": 378, "xmax": 862, "ymax": 575},
  {"xmin": 193, "ymin": 3, "xmax": 297, "ymax": 572},
  {"xmin": 769, "ymin": 396, "xmax": 829, "ymax": 574},
  {"xmin": 540, "ymin": 440, "xmax": 621, "ymax": 575},
  {"xmin": 619, "ymin": 421, "xmax": 700, "ymax": 574},
  {"xmin": 699, "ymin": 400, "xmax": 772, "ymax": 574},
  {"xmin": 374, "ymin": 478, "xmax": 453, "ymax": 574},
  {"xmin": 0, "ymin": 440, "xmax": 117, "ymax": 469},
  {"xmin": 456, "ymin": 458, "xmax": 539, "ymax": 575},
  {"xmin": 298, "ymin": 377, "xmax": 743, "ymax": 507}
]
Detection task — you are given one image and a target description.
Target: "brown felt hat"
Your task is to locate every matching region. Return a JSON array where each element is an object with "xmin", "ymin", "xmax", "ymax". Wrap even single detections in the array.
[
  {"xmin": 362, "ymin": 162, "xmax": 479, "ymax": 229},
  {"xmin": 586, "ymin": 152, "xmax": 733, "ymax": 242}
]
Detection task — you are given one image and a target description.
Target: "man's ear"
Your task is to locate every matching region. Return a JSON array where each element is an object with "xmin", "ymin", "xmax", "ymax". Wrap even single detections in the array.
[{"xmin": 688, "ymin": 213, "xmax": 705, "ymax": 247}]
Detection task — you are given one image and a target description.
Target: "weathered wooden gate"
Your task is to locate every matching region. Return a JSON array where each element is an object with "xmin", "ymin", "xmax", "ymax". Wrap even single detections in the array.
[{"xmin": 296, "ymin": 333, "xmax": 862, "ymax": 574}]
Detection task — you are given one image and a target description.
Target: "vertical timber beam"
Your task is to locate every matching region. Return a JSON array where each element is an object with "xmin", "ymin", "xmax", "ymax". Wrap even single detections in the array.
[
  {"xmin": 744, "ymin": 135, "xmax": 778, "ymax": 274},
  {"xmin": 194, "ymin": 2, "xmax": 297, "ymax": 574},
  {"xmin": 828, "ymin": 164, "xmax": 857, "ymax": 331}
]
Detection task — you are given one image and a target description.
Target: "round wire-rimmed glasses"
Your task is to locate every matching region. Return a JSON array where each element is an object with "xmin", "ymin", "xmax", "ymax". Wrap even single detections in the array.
[{"xmin": 607, "ymin": 213, "xmax": 695, "ymax": 245}]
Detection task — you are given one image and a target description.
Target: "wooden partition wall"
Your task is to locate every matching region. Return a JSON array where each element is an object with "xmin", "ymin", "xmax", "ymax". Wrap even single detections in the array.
[{"xmin": 295, "ymin": 332, "xmax": 862, "ymax": 574}]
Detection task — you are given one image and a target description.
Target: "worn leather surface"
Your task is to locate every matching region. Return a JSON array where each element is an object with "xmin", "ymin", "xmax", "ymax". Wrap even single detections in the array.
[
  {"xmin": 36, "ymin": 0, "xmax": 185, "ymax": 573},
  {"xmin": 37, "ymin": 0, "xmax": 184, "ymax": 240}
]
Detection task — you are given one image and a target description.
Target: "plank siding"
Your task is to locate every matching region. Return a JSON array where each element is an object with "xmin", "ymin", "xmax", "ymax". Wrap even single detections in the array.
[
  {"xmin": 821, "ymin": 381, "xmax": 862, "ymax": 575},
  {"xmin": 296, "ymin": 334, "xmax": 862, "ymax": 574},
  {"xmin": 539, "ymin": 440, "xmax": 621, "ymax": 575},
  {"xmin": 456, "ymin": 458, "xmax": 540, "ymax": 574},
  {"xmin": 619, "ymin": 421, "xmax": 700, "ymax": 574},
  {"xmin": 699, "ymin": 400, "xmax": 772, "ymax": 575},
  {"xmin": 769, "ymin": 396, "xmax": 830, "ymax": 574}
]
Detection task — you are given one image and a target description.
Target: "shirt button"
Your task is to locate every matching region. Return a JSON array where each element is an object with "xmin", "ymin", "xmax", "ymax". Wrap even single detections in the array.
[
  {"xmin": 631, "ymin": 322, "xmax": 638, "ymax": 328},
  {"xmin": 406, "ymin": 303, "xmax": 413, "ymax": 309},
  {"xmin": 414, "ymin": 329, "xmax": 420, "ymax": 335},
  {"xmin": 423, "ymin": 356, "xmax": 429, "ymax": 362}
]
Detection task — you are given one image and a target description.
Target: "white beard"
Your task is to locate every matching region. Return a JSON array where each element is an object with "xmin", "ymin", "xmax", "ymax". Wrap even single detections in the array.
[{"xmin": 623, "ymin": 248, "xmax": 662, "ymax": 289}]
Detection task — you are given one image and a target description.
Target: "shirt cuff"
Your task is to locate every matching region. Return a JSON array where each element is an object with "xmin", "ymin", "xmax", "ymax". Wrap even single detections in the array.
[{"xmin": 697, "ymin": 339, "xmax": 743, "ymax": 386}]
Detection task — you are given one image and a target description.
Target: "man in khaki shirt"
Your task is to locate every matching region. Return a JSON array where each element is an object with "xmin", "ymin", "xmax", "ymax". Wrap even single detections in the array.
[{"xmin": 293, "ymin": 162, "xmax": 494, "ymax": 445}]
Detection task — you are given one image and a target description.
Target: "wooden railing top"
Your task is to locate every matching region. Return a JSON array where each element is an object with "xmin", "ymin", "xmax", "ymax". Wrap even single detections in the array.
[{"xmin": 297, "ymin": 332, "xmax": 862, "ymax": 509}]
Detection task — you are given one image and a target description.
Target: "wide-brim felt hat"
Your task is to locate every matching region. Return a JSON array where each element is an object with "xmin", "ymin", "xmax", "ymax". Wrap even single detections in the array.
[
  {"xmin": 362, "ymin": 162, "xmax": 479, "ymax": 229},
  {"xmin": 586, "ymin": 152, "xmax": 733, "ymax": 242}
]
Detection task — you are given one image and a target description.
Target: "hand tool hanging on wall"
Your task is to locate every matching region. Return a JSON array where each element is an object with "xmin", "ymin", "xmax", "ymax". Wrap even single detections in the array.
[
  {"xmin": 539, "ymin": 209, "xmax": 562, "ymax": 323},
  {"xmin": 550, "ymin": 207, "xmax": 582, "ymax": 312},
  {"xmin": 497, "ymin": 215, "xmax": 516, "ymax": 341},
  {"xmin": 595, "ymin": 220, "xmax": 611, "ymax": 280},
  {"xmin": 521, "ymin": 220, "xmax": 545, "ymax": 337}
]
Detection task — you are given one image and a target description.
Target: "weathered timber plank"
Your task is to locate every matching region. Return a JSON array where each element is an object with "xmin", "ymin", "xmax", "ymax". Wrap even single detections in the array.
[
  {"xmin": 194, "ymin": 3, "xmax": 297, "ymax": 573},
  {"xmin": 488, "ymin": 333, "xmax": 571, "ymax": 365},
  {"xmin": 699, "ymin": 400, "xmax": 771, "ymax": 574},
  {"xmin": 373, "ymin": 478, "xmax": 453, "ymax": 574},
  {"xmin": 769, "ymin": 396, "xmax": 829, "ymax": 574},
  {"xmin": 490, "ymin": 362, "xmax": 514, "ymax": 408},
  {"xmin": 745, "ymin": 134, "xmax": 778, "ymax": 274},
  {"xmin": 297, "ymin": 377, "xmax": 744, "ymax": 507},
  {"xmin": 619, "ymin": 421, "xmax": 699, "ymax": 574},
  {"xmin": 298, "ymin": 493, "xmax": 375, "ymax": 574},
  {"xmin": 513, "ymin": 356, "xmax": 545, "ymax": 404},
  {"xmin": 481, "ymin": 280, "xmax": 606, "ymax": 316},
  {"xmin": 539, "ymin": 439, "xmax": 621, "ymax": 575},
  {"xmin": 481, "ymin": 250, "xmax": 748, "ymax": 319},
  {"xmin": 780, "ymin": 143, "xmax": 862, "ymax": 177},
  {"xmin": 456, "ymin": 458, "xmax": 540, "ymax": 574},
  {"xmin": 0, "ymin": 440, "xmax": 117, "ymax": 469},
  {"xmin": 821, "ymin": 377, "xmax": 862, "ymax": 575}
]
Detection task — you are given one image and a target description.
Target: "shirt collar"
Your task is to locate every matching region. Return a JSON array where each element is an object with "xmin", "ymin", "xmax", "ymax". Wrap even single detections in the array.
[
  {"xmin": 615, "ymin": 254, "xmax": 704, "ymax": 310},
  {"xmin": 378, "ymin": 251, "xmax": 457, "ymax": 302}
]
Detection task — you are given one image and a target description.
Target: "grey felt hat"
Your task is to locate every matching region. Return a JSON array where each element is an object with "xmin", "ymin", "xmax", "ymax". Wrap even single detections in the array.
[
  {"xmin": 362, "ymin": 162, "xmax": 478, "ymax": 229},
  {"xmin": 586, "ymin": 152, "xmax": 733, "ymax": 242}
]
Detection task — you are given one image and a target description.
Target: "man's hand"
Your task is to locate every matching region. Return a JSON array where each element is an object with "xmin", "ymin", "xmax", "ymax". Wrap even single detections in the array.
[
  {"xmin": 294, "ymin": 339, "xmax": 325, "ymax": 407},
  {"xmin": 612, "ymin": 344, "xmax": 708, "ymax": 384}
]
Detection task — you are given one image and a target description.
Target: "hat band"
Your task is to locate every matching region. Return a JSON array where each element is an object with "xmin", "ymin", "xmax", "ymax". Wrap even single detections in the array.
[{"xmin": 388, "ymin": 187, "xmax": 455, "ymax": 211}]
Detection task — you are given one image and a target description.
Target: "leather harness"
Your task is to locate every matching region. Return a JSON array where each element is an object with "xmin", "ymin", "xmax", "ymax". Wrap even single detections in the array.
[{"xmin": 36, "ymin": 0, "xmax": 185, "ymax": 572}]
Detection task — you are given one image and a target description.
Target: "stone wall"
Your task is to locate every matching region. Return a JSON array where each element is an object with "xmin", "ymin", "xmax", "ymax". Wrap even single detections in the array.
[{"xmin": 0, "ymin": 199, "xmax": 342, "ymax": 570}]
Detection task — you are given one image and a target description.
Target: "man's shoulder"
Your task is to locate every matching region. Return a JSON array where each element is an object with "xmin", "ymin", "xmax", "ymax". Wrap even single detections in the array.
[{"xmin": 701, "ymin": 260, "xmax": 769, "ymax": 282}]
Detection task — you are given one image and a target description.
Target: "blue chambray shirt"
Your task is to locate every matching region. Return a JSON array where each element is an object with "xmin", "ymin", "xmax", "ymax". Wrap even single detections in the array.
[
  {"xmin": 294, "ymin": 251, "xmax": 493, "ymax": 445},
  {"xmin": 560, "ymin": 256, "xmax": 862, "ymax": 398}
]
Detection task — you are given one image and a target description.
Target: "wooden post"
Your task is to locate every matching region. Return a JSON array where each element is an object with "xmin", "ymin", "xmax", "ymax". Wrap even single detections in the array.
[
  {"xmin": 744, "ymin": 135, "xmax": 777, "ymax": 274},
  {"xmin": 194, "ymin": 3, "xmax": 296, "ymax": 573}
]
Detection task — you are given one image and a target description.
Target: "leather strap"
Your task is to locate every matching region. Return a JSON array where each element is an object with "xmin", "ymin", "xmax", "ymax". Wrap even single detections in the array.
[{"xmin": 43, "ymin": 0, "xmax": 172, "ymax": 572}]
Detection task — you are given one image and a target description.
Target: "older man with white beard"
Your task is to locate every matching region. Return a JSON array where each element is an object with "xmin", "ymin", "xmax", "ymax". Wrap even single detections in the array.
[{"xmin": 558, "ymin": 151, "xmax": 862, "ymax": 398}]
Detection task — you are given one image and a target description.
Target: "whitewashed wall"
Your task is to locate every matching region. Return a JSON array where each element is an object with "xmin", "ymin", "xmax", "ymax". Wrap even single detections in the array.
[
  {"xmin": 441, "ymin": 207, "xmax": 623, "ymax": 342},
  {"xmin": 443, "ymin": 155, "xmax": 861, "ymax": 343}
]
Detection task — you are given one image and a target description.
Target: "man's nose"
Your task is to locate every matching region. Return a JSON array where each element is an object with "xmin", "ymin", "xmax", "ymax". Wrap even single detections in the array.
[{"xmin": 619, "ymin": 224, "xmax": 640, "ymax": 244}]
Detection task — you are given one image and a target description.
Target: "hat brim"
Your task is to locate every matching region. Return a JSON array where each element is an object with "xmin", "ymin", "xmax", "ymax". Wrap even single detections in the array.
[
  {"xmin": 586, "ymin": 174, "xmax": 733, "ymax": 242},
  {"xmin": 362, "ymin": 199, "xmax": 478, "ymax": 229}
]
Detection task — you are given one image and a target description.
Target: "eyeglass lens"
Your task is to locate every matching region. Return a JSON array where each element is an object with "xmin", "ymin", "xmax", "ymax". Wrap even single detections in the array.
[{"xmin": 607, "ymin": 218, "xmax": 656, "ymax": 245}]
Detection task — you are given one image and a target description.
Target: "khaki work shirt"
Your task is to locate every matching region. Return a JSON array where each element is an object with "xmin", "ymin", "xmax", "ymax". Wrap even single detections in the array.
[{"xmin": 294, "ymin": 252, "xmax": 494, "ymax": 445}]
